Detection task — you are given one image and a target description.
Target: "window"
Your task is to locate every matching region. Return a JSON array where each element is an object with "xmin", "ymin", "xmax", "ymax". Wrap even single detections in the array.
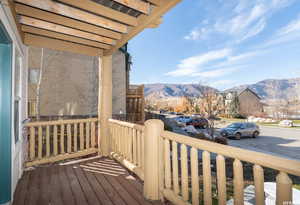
[{"xmin": 28, "ymin": 68, "xmax": 39, "ymax": 84}]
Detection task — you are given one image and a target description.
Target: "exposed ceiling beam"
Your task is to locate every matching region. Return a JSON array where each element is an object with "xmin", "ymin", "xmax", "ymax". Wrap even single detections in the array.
[
  {"xmin": 105, "ymin": 0, "xmax": 182, "ymax": 55},
  {"xmin": 147, "ymin": 0, "xmax": 161, "ymax": 6},
  {"xmin": 15, "ymin": 3, "xmax": 122, "ymax": 40},
  {"xmin": 20, "ymin": 16, "xmax": 116, "ymax": 45},
  {"xmin": 147, "ymin": 17, "xmax": 162, "ymax": 28},
  {"xmin": 6, "ymin": 0, "xmax": 24, "ymax": 41},
  {"xmin": 112, "ymin": 0, "xmax": 150, "ymax": 14},
  {"xmin": 21, "ymin": 25, "xmax": 111, "ymax": 49},
  {"xmin": 56, "ymin": 0, "xmax": 138, "ymax": 26},
  {"xmin": 24, "ymin": 33, "xmax": 103, "ymax": 56},
  {"xmin": 15, "ymin": 0, "xmax": 128, "ymax": 33}
]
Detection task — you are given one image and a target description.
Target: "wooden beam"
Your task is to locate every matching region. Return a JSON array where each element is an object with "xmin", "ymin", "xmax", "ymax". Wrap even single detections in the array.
[
  {"xmin": 15, "ymin": 0, "xmax": 128, "ymax": 33},
  {"xmin": 57, "ymin": 0, "xmax": 138, "ymax": 26},
  {"xmin": 6, "ymin": 0, "xmax": 24, "ymax": 41},
  {"xmin": 21, "ymin": 25, "xmax": 111, "ymax": 50},
  {"xmin": 24, "ymin": 33, "xmax": 103, "ymax": 57},
  {"xmin": 147, "ymin": 17, "xmax": 162, "ymax": 28},
  {"xmin": 105, "ymin": 0, "xmax": 182, "ymax": 55},
  {"xmin": 147, "ymin": 0, "xmax": 161, "ymax": 6},
  {"xmin": 15, "ymin": 3, "xmax": 122, "ymax": 39},
  {"xmin": 112, "ymin": 0, "xmax": 150, "ymax": 14},
  {"xmin": 20, "ymin": 16, "xmax": 116, "ymax": 45}
]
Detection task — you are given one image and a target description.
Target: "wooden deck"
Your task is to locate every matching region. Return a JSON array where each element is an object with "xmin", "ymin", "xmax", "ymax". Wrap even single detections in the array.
[{"xmin": 12, "ymin": 157, "xmax": 164, "ymax": 205}]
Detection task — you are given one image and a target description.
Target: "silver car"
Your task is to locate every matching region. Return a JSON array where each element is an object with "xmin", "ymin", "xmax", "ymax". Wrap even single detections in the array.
[{"xmin": 220, "ymin": 122, "xmax": 260, "ymax": 139}]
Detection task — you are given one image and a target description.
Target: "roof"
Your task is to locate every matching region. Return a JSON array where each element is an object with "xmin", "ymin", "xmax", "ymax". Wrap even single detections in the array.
[
  {"xmin": 220, "ymin": 87, "xmax": 262, "ymax": 100},
  {"xmin": 7, "ymin": 0, "xmax": 181, "ymax": 56},
  {"xmin": 238, "ymin": 88, "xmax": 261, "ymax": 100}
]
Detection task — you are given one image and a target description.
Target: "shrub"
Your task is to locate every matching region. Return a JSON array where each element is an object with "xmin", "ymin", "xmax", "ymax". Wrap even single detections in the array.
[
  {"xmin": 164, "ymin": 122, "xmax": 173, "ymax": 131},
  {"xmin": 214, "ymin": 136, "xmax": 228, "ymax": 145},
  {"xmin": 232, "ymin": 113, "xmax": 246, "ymax": 119}
]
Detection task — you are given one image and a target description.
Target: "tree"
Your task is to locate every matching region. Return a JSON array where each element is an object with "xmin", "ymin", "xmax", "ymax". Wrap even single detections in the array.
[
  {"xmin": 200, "ymin": 86, "xmax": 224, "ymax": 138},
  {"xmin": 35, "ymin": 48, "xmax": 59, "ymax": 119},
  {"xmin": 227, "ymin": 92, "xmax": 239, "ymax": 118},
  {"xmin": 195, "ymin": 104, "xmax": 200, "ymax": 113},
  {"xmin": 35, "ymin": 48, "xmax": 44, "ymax": 120}
]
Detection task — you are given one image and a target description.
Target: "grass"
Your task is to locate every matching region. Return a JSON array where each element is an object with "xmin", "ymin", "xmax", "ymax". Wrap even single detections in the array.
[
  {"xmin": 220, "ymin": 118, "xmax": 246, "ymax": 123},
  {"xmin": 294, "ymin": 184, "xmax": 300, "ymax": 190},
  {"xmin": 293, "ymin": 120, "xmax": 300, "ymax": 124}
]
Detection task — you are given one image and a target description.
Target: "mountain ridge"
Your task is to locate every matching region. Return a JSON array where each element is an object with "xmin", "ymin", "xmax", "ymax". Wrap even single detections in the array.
[{"xmin": 144, "ymin": 78, "xmax": 300, "ymax": 102}]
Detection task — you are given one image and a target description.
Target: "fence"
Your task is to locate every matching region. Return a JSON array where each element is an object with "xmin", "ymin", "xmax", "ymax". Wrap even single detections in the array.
[
  {"xmin": 108, "ymin": 119, "xmax": 145, "ymax": 180},
  {"xmin": 108, "ymin": 119, "xmax": 300, "ymax": 205},
  {"xmin": 126, "ymin": 84, "xmax": 145, "ymax": 123},
  {"xmin": 25, "ymin": 118, "xmax": 98, "ymax": 167}
]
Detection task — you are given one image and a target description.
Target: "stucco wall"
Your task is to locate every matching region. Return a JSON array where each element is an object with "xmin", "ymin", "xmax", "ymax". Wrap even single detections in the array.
[
  {"xmin": 112, "ymin": 50, "xmax": 126, "ymax": 115},
  {"xmin": 28, "ymin": 47, "xmax": 127, "ymax": 116}
]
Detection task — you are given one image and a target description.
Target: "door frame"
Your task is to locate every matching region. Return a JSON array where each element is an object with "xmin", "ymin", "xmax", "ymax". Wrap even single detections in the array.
[{"xmin": 0, "ymin": 21, "xmax": 13, "ymax": 204}]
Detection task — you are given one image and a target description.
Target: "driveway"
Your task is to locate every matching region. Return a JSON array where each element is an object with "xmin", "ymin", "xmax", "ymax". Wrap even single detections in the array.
[{"xmin": 228, "ymin": 126, "xmax": 300, "ymax": 161}]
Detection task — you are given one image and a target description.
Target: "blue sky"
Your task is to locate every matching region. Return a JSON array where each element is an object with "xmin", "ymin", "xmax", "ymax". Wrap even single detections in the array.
[{"xmin": 128, "ymin": 0, "xmax": 300, "ymax": 90}]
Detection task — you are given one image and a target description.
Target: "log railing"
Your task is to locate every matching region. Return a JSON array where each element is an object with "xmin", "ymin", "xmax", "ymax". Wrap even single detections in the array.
[
  {"xmin": 160, "ymin": 130, "xmax": 300, "ymax": 205},
  {"xmin": 108, "ymin": 119, "xmax": 145, "ymax": 180},
  {"xmin": 25, "ymin": 118, "xmax": 98, "ymax": 167}
]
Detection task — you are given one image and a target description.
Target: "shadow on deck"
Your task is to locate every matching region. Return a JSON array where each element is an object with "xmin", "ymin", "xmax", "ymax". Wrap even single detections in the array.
[{"xmin": 13, "ymin": 157, "xmax": 163, "ymax": 205}]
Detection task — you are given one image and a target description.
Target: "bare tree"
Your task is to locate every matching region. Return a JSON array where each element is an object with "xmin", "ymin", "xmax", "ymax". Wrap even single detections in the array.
[
  {"xmin": 200, "ymin": 86, "xmax": 224, "ymax": 138},
  {"xmin": 35, "ymin": 48, "xmax": 44, "ymax": 120},
  {"xmin": 35, "ymin": 48, "xmax": 59, "ymax": 119}
]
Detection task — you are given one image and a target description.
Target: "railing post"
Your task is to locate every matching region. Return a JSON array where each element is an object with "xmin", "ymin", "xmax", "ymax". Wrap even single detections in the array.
[
  {"xmin": 143, "ymin": 119, "xmax": 164, "ymax": 201},
  {"xmin": 276, "ymin": 172, "xmax": 293, "ymax": 205}
]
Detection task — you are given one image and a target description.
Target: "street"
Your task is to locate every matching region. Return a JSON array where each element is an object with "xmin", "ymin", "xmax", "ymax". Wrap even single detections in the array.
[{"xmin": 228, "ymin": 126, "xmax": 300, "ymax": 161}]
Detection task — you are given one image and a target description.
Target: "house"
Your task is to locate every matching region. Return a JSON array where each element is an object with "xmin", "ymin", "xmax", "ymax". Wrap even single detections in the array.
[
  {"xmin": 222, "ymin": 88, "xmax": 264, "ymax": 117},
  {"xmin": 0, "ymin": 1, "xmax": 298, "ymax": 205}
]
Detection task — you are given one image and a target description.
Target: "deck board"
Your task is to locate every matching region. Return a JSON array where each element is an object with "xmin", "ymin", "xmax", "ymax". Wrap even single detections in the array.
[{"xmin": 12, "ymin": 157, "xmax": 164, "ymax": 205}]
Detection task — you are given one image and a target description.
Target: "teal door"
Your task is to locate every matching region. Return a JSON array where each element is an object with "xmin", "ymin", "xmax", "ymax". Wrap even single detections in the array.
[{"xmin": 0, "ymin": 22, "xmax": 12, "ymax": 204}]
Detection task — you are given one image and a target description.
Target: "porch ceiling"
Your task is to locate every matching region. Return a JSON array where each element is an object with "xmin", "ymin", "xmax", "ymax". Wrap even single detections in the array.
[{"xmin": 8, "ymin": 0, "xmax": 181, "ymax": 56}]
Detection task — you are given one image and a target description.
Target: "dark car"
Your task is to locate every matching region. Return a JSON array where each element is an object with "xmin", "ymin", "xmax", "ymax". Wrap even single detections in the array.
[
  {"xmin": 220, "ymin": 122, "xmax": 260, "ymax": 139},
  {"xmin": 186, "ymin": 118, "xmax": 209, "ymax": 129}
]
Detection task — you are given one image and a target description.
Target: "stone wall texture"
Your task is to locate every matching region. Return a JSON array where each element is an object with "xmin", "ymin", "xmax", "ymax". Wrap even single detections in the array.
[{"xmin": 28, "ymin": 47, "xmax": 126, "ymax": 116}]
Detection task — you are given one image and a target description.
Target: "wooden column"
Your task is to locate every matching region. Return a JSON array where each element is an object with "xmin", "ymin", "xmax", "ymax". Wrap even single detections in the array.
[
  {"xmin": 143, "ymin": 119, "xmax": 164, "ymax": 200},
  {"xmin": 98, "ymin": 55, "xmax": 112, "ymax": 156}
]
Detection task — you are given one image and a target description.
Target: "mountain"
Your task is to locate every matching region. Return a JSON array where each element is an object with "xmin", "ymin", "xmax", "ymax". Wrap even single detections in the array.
[
  {"xmin": 226, "ymin": 78, "xmax": 300, "ymax": 101},
  {"xmin": 144, "ymin": 83, "xmax": 217, "ymax": 99},
  {"xmin": 144, "ymin": 78, "xmax": 300, "ymax": 102}
]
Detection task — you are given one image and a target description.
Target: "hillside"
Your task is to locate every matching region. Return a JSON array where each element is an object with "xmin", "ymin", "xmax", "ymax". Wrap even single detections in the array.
[
  {"xmin": 144, "ymin": 83, "xmax": 217, "ymax": 99},
  {"xmin": 144, "ymin": 78, "xmax": 300, "ymax": 102},
  {"xmin": 226, "ymin": 78, "xmax": 300, "ymax": 101}
]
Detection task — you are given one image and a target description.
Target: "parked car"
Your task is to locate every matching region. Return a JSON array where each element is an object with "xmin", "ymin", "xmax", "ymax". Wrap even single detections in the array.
[
  {"xmin": 176, "ymin": 116, "xmax": 192, "ymax": 123},
  {"xmin": 159, "ymin": 109, "xmax": 167, "ymax": 114},
  {"xmin": 220, "ymin": 122, "xmax": 260, "ymax": 139},
  {"xmin": 186, "ymin": 118, "xmax": 209, "ymax": 129},
  {"xmin": 191, "ymin": 114, "xmax": 203, "ymax": 118},
  {"xmin": 279, "ymin": 120, "xmax": 293, "ymax": 127}
]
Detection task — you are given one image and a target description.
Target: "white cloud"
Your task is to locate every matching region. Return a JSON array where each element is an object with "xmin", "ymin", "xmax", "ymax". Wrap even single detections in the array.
[
  {"xmin": 194, "ymin": 67, "xmax": 241, "ymax": 78},
  {"xmin": 277, "ymin": 15, "xmax": 300, "ymax": 36},
  {"xmin": 239, "ymin": 18, "xmax": 266, "ymax": 42},
  {"xmin": 184, "ymin": 30, "xmax": 199, "ymax": 40},
  {"xmin": 184, "ymin": 27, "xmax": 212, "ymax": 41},
  {"xmin": 166, "ymin": 48, "xmax": 232, "ymax": 77},
  {"xmin": 261, "ymin": 14, "xmax": 300, "ymax": 48},
  {"xmin": 185, "ymin": 0, "xmax": 295, "ymax": 43}
]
